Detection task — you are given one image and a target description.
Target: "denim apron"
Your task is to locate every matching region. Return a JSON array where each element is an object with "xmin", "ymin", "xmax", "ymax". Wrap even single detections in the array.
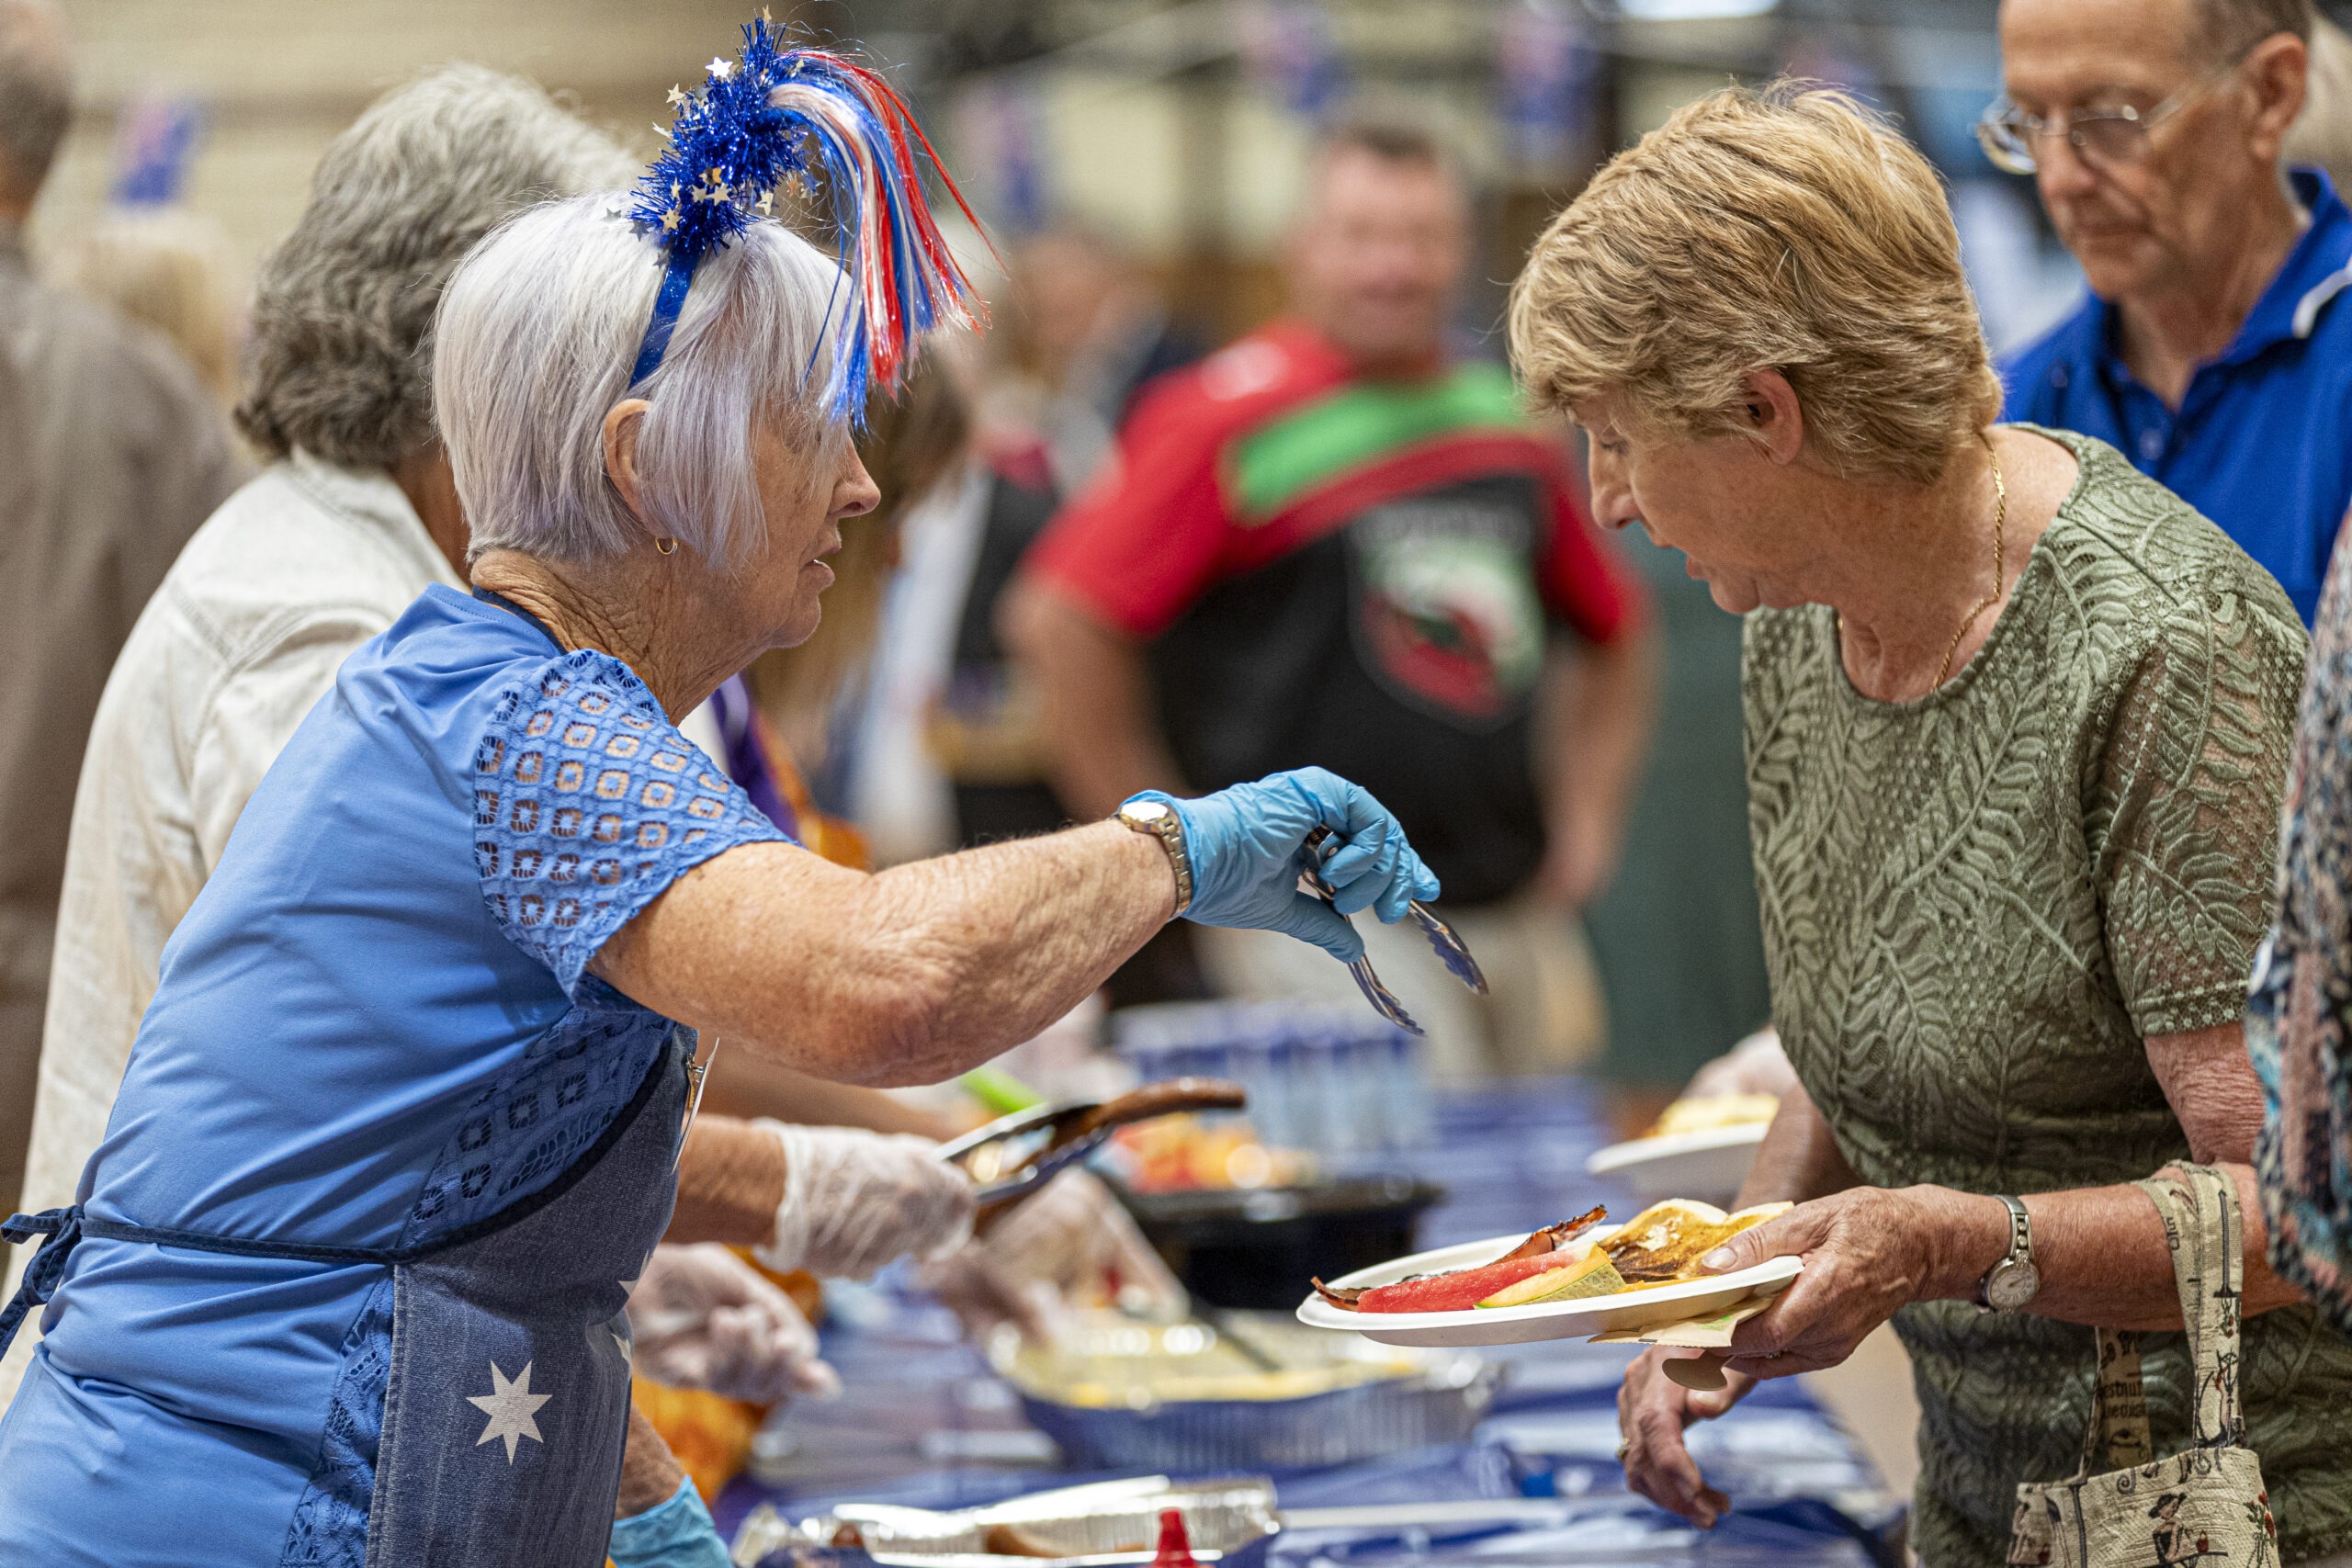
[{"xmin": 2, "ymin": 1027, "xmax": 691, "ymax": 1568}]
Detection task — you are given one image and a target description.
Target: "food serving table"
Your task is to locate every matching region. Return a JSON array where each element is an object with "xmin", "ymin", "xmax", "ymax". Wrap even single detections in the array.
[{"xmin": 713, "ymin": 1078, "xmax": 1905, "ymax": 1567}]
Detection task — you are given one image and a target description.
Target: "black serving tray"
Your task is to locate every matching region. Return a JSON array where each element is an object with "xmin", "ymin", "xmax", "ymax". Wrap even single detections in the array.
[{"xmin": 1117, "ymin": 1175, "xmax": 1445, "ymax": 1311}]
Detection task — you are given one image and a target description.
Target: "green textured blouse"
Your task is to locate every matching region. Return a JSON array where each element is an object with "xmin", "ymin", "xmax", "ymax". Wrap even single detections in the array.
[{"xmin": 1744, "ymin": 428, "xmax": 2352, "ymax": 1567}]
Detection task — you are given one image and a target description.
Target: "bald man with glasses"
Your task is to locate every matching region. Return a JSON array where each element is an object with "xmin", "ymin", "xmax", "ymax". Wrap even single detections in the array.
[{"xmin": 1993, "ymin": 0, "xmax": 2352, "ymax": 625}]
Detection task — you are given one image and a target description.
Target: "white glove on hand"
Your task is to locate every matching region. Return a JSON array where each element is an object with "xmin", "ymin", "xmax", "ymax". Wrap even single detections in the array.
[
  {"xmin": 751, "ymin": 1121, "xmax": 977, "ymax": 1280},
  {"xmin": 627, "ymin": 1243, "xmax": 841, "ymax": 1404},
  {"xmin": 917, "ymin": 1168, "xmax": 1187, "ymax": 1342}
]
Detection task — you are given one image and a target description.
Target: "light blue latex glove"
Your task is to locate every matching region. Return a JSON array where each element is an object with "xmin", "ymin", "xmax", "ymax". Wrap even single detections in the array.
[
  {"xmin": 1131, "ymin": 767, "xmax": 1439, "ymax": 964},
  {"xmin": 608, "ymin": 1477, "xmax": 730, "ymax": 1568}
]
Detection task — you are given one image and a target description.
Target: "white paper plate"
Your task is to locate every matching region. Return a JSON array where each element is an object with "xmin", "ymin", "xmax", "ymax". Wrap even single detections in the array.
[
  {"xmin": 1584, "ymin": 1123, "xmax": 1770, "ymax": 1203},
  {"xmin": 1293, "ymin": 1228, "xmax": 1801, "ymax": 1348}
]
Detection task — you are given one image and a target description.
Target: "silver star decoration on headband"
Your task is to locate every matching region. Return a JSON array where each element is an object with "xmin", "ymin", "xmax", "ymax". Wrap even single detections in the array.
[
  {"xmin": 467, "ymin": 1359, "xmax": 552, "ymax": 1463},
  {"xmin": 755, "ymin": 190, "xmax": 774, "ymax": 218},
  {"xmin": 708, "ymin": 56, "xmax": 734, "ymax": 80}
]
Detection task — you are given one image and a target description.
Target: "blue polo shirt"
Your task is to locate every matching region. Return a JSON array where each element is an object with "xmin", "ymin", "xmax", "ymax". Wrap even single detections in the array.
[{"xmin": 2001, "ymin": 168, "xmax": 2352, "ymax": 625}]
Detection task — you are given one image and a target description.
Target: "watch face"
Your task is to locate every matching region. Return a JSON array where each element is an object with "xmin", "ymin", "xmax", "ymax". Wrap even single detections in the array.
[
  {"xmin": 1985, "ymin": 1259, "xmax": 2041, "ymax": 1312},
  {"xmin": 1124, "ymin": 800, "xmax": 1170, "ymax": 824}
]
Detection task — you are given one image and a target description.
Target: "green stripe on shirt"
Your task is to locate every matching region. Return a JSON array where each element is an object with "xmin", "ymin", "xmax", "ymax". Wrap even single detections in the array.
[{"xmin": 1227, "ymin": 363, "xmax": 1528, "ymax": 522}]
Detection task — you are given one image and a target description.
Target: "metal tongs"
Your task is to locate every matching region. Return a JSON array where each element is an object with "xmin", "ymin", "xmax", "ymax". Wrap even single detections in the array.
[
  {"xmin": 1299, "ymin": 824, "xmax": 1487, "ymax": 1037},
  {"xmin": 938, "ymin": 1077, "xmax": 1249, "ymax": 1205}
]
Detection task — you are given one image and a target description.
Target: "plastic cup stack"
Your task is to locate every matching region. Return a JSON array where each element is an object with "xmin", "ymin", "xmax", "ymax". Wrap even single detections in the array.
[{"xmin": 1109, "ymin": 1000, "xmax": 1427, "ymax": 1176}]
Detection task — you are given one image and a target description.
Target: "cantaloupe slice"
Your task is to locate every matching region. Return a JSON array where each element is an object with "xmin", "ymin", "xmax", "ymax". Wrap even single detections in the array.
[{"xmin": 1477, "ymin": 1248, "xmax": 1627, "ymax": 1307}]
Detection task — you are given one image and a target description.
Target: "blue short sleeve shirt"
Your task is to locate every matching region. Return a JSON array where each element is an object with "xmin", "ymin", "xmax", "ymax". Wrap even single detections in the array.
[{"xmin": 2001, "ymin": 168, "xmax": 2352, "ymax": 626}]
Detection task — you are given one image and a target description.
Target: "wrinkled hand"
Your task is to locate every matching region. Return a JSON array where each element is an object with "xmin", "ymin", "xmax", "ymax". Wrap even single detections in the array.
[
  {"xmin": 1618, "ymin": 1346, "xmax": 1755, "ymax": 1528},
  {"xmin": 752, "ymin": 1122, "xmax": 977, "ymax": 1280},
  {"xmin": 1137, "ymin": 768, "xmax": 1438, "ymax": 964},
  {"xmin": 628, "ymin": 1243, "xmax": 841, "ymax": 1404},
  {"xmin": 917, "ymin": 1168, "xmax": 1186, "ymax": 1341},
  {"xmin": 1703, "ymin": 1185, "xmax": 1986, "ymax": 1382}
]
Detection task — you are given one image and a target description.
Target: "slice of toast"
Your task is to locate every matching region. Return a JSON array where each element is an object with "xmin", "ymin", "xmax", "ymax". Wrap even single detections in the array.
[{"xmin": 1600, "ymin": 1199, "xmax": 1792, "ymax": 1281}]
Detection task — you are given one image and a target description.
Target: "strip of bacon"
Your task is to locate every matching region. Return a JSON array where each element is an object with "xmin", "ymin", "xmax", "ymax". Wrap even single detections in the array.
[
  {"xmin": 1310, "ymin": 1277, "xmax": 1363, "ymax": 1310},
  {"xmin": 1497, "ymin": 1206, "xmax": 1609, "ymax": 1262}
]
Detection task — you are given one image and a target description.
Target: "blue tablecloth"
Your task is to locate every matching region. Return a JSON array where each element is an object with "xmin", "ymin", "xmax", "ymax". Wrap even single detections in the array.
[{"xmin": 714, "ymin": 1078, "xmax": 1905, "ymax": 1566}]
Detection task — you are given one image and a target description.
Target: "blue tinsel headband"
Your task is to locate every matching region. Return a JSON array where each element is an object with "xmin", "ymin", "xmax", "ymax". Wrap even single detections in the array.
[{"xmin": 626, "ymin": 14, "xmax": 988, "ymax": 419}]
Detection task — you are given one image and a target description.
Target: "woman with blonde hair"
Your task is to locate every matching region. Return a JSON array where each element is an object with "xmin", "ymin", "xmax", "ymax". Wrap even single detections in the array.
[{"xmin": 1511, "ymin": 83, "xmax": 2352, "ymax": 1564}]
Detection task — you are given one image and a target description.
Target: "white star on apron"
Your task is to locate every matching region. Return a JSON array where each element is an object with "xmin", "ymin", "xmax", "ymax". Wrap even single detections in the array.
[{"xmin": 467, "ymin": 1359, "xmax": 554, "ymax": 1462}]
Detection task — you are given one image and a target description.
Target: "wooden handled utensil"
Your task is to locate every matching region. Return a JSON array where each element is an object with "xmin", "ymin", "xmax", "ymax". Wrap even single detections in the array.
[{"xmin": 938, "ymin": 1077, "xmax": 1248, "ymax": 1207}]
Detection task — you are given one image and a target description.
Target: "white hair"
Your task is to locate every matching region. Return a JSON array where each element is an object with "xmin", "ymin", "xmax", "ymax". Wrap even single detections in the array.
[{"xmin": 434, "ymin": 192, "xmax": 850, "ymax": 571}]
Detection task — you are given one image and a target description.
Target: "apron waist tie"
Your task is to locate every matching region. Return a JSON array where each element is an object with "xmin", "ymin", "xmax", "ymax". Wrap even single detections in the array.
[
  {"xmin": 0, "ymin": 1207, "xmax": 417, "ymax": 1360},
  {"xmin": 0, "ymin": 1207, "xmax": 83, "ymax": 1359},
  {"xmin": 0, "ymin": 1039, "xmax": 677, "ymax": 1359}
]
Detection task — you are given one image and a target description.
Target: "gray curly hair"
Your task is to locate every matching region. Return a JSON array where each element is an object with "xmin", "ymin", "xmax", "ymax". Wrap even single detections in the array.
[{"xmin": 234, "ymin": 64, "xmax": 634, "ymax": 467}]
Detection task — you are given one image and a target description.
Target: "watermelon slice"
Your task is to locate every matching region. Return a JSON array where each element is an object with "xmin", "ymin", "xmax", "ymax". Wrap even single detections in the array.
[{"xmin": 1353, "ymin": 1253, "xmax": 1579, "ymax": 1313}]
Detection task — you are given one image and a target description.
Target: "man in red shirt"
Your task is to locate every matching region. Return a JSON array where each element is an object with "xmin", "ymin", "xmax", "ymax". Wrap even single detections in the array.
[{"xmin": 1009, "ymin": 118, "xmax": 1655, "ymax": 1077}]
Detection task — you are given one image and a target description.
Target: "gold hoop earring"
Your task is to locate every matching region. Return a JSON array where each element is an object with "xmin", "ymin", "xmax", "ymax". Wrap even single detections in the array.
[{"xmin": 654, "ymin": 536, "xmax": 679, "ymax": 556}]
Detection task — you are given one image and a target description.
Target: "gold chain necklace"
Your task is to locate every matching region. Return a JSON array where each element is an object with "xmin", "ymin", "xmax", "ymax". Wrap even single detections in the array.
[{"xmin": 1931, "ymin": 434, "xmax": 2007, "ymax": 689}]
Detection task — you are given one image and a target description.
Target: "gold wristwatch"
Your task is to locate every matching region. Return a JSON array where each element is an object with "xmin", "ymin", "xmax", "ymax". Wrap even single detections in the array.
[{"xmin": 1115, "ymin": 797, "xmax": 1193, "ymax": 917}]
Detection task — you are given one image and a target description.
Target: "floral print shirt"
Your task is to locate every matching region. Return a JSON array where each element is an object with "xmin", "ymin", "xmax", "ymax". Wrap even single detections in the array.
[{"xmin": 2251, "ymin": 511, "xmax": 2352, "ymax": 1332}]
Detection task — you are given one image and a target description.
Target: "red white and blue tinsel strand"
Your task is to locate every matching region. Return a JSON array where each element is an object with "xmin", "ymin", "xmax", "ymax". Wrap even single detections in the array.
[{"xmin": 625, "ymin": 16, "xmax": 987, "ymax": 419}]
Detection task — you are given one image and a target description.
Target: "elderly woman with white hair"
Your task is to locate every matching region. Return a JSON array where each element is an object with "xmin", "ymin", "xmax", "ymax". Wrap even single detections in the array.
[
  {"xmin": 0, "ymin": 32, "xmax": 1442, "ymax": 1568},
  {"xmin": 1511, "ymin": 85, "xmax": 2352, "ymax": 1565},
  {"xmin": 4, "ymin": 65, "xmax": 944, "ymax": 1562}
]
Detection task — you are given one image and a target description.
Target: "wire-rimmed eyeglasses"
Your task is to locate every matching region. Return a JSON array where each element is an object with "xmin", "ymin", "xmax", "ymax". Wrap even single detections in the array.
[{"xmin": 1975, "ymin": 60, "xmax": 2242, "ymax": 175}]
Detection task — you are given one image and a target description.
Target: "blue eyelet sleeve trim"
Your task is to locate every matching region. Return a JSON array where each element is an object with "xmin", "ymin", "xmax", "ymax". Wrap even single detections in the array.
[{"xmin": 473, "ymin": 649, "xmax": 791, "ymax": 997}]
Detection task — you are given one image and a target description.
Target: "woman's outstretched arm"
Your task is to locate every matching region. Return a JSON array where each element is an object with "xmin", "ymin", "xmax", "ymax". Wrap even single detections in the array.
[
  {"xmin": 595, "ymin": 766, "xmax": 1438, "ymax": 1089},
  {"xmin": 596, "ymin": 819, "xmax": 1170, "ymax": 1087}
]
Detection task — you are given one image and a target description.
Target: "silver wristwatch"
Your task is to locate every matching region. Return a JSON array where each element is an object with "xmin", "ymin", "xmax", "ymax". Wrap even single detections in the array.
[
  {"xmin": 1976, "ymin": 1195, "xmax": 2041, "ymax": 1313},
  {"xmin": 1115, "ymin": 797, "xmax": 1193, "ymax": 917}
]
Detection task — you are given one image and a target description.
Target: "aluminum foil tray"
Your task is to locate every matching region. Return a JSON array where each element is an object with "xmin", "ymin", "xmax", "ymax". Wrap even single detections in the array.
[
  {"xmin": 730, "ymin": 1475, "xmax": 1280, "ymax": 1568},
  {"xmin": 997, "ymin": 1314, "xmax": 1498, "ymax": 1472}
]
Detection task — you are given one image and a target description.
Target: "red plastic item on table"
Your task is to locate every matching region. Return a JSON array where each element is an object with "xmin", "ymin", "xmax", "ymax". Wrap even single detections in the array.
[{"xmin": 1151, "ymin": 1507, "xmax": 1198, "ymax": 1568}]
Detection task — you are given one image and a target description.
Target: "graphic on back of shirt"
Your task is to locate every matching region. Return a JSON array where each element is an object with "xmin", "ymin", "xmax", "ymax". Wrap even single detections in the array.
[
  {"xmin": 1029, "ymin": 321, "xmax": 1640, "ymax": 904},
  {"xmin": 1348, "ymin": 488, "xmax": 1545, "ymax": 728}
]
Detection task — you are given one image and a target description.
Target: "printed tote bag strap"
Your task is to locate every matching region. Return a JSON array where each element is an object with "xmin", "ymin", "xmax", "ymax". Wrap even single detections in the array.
[{"xmin": 2007, "ymin": 1164, "xmax": 2278, "ymax": 1568}]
